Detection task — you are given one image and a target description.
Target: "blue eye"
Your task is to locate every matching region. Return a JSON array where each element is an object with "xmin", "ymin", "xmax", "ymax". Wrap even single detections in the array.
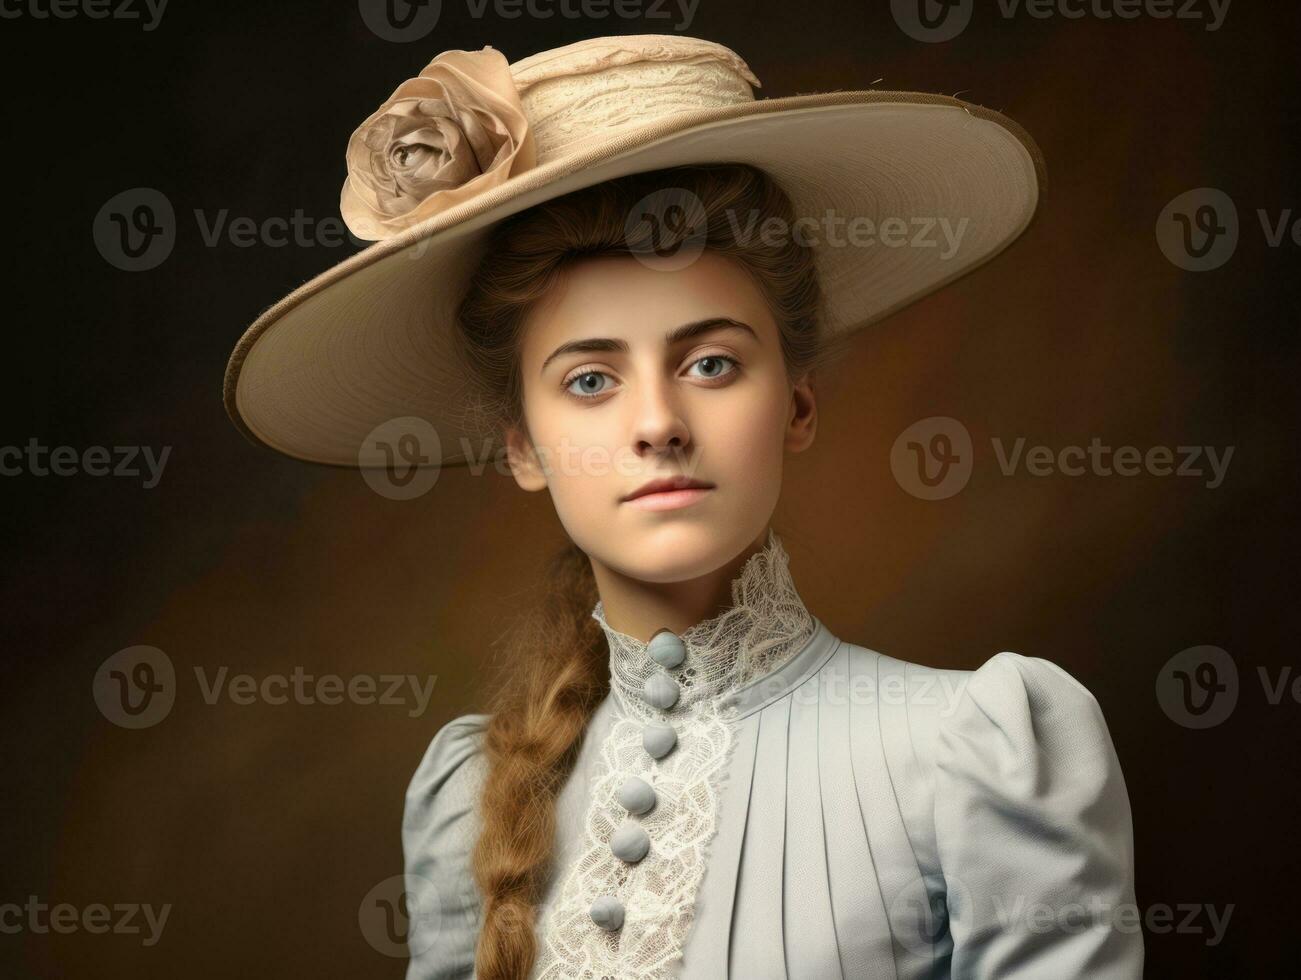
[
  {"xmin": 566, "ymin": 370, "xmax": 613, "ymax": 398},
  {"xmin": 563, "ymin": 355, "xmax": 738, "ymax": 401},
  {"xmin": 688, "ymin": 354, "xmax": 738, "ymax": 380}
]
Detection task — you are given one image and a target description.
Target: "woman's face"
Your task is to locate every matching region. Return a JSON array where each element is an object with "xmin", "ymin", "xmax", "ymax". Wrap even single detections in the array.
[{"xmin": 505, "ymin": 251, "xmax": 817, "ymax": 585}]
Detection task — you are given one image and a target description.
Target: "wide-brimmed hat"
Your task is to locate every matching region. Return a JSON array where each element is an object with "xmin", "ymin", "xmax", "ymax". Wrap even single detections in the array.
[{"xmin": 223, "ymin": 34, "xmax": 1044, "ymax": 469}]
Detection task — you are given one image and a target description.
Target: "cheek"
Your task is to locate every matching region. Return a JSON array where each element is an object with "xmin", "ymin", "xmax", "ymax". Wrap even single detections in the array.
[
  {"xmin": 698, "ymin": 379, "xmax": 789, "ymax": 497},
  {"xmin": 713, "ymin": 376, "xmax": 789, "ymax": 456},
  {"xmin": 537, "ymin": 438, "xmax": 627, "ymax": 564},
  {"xmin": 521, "ymin": 394, "xmax": 621, "ymax": 516}
]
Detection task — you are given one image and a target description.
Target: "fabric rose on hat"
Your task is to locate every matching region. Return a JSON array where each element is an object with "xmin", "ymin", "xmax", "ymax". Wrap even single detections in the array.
[{"xmin": 340, "ymin": 46, "xmax": 536, "ymax": 241}]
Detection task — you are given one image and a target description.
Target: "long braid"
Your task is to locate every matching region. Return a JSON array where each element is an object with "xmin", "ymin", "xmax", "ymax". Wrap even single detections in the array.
[{"xmin": 471, "ymin": 544, "xmax": 606, "ymax": 978}]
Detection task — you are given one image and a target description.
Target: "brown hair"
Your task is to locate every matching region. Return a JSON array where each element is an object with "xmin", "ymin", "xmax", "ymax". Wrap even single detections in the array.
[{"xmin": 452, "ymin": 162, "xmax": 845, "ymax": 978}]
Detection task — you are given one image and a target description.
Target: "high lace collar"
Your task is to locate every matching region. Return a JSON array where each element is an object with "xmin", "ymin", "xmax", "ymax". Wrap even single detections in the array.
[{"xmin": 590, "ymin": 529, "xmax": 816, "ymax": 716}]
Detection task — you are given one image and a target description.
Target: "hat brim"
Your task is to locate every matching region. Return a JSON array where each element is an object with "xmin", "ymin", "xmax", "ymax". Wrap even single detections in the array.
[{"xmin": 224, "ymin": 90, "xmax": 1044, "ymax": 469}]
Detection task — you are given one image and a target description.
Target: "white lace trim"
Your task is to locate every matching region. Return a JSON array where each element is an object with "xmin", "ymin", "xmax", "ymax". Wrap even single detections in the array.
[{"xmin": 530, "ymin": 529, "xmax": 815, "ymax": 979}]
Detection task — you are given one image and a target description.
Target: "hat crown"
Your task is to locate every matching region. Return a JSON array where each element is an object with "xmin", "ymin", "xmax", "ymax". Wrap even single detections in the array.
[{"xmin": 510, "ymin": 34, "xmax": 761, "ymax": 163}]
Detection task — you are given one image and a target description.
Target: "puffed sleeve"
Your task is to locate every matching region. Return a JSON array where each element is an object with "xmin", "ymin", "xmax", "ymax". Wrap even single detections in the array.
[
  {"xmin": 932, "ymin": 653, "xmax": 1143, "ymax": 979},
  {"xmin": 402, "ymin": 713, "xmax": 490, "ymax": 980}
]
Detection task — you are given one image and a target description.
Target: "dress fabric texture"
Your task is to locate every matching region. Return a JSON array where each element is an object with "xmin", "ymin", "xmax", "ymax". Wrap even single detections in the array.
[{"xmin": 402, "ymin": 532, "xmax": 1144, "ymax": 979}]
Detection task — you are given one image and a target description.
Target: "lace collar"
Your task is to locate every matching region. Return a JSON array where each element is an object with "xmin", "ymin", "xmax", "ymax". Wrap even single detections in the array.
[{"xmin": 590, "ymin": 529, "xmax": 816, "ymax": 716}]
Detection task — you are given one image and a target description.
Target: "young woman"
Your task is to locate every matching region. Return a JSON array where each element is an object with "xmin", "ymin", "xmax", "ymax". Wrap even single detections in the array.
[{"xmin": 224, "ymin": 35, "xmax": 1141, "ymax": 980}]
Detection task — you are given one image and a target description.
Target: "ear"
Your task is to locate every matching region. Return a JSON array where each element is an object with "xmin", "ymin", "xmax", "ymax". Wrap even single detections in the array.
[
  {"xmin": 504, "ymin": 424, "xmax": 549, "ymax": 492},
  {"xmin": 784, "ymin": 372, "xmax": 818, "ymax": 454}
]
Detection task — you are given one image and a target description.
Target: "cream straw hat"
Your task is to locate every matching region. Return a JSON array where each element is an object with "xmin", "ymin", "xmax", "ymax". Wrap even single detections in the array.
[{"xmin": 223, "ymin": 34, "xmax": 1044, "ymax": 468}]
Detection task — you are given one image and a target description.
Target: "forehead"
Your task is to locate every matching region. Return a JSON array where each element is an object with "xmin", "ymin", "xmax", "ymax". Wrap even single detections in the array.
[{"xmin": 519, "ymin": 251, "xmax": 777, "ymax": 364}]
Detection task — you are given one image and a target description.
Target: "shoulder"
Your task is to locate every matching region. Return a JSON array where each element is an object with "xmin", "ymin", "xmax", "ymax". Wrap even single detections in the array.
[
  {"xmin": 402, "ymin": 713, "xmax": 491, "ymax": 864},
  {"xmin": 837, "ymin": 645, "xmax": 1130, "ymax": 852},
  {"xmin": 407, "ymin": 713, "xmax": 491, "ymax": 796},
  {"xmin": 816, "ymin": 640, "xmax": 1112, "ymax": 755},
  {"xmin": 893, "ymin": 649, "xmax": 1134, "ymax": 856},
  {"xmin": 904, "ymin": 652, "xmax": 1142, "ymax": 974},
  {"xmin": 876, "ymin": 649, "xmax": 1114, "ymax": 780},
  {"xmin": 402, "ymin": 714, "xmax": 492, "ymax": 978}
]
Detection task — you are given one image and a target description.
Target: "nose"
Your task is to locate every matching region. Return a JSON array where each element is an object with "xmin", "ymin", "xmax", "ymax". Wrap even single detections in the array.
[{"xmin": 630, "ymin": 376, "xmax": 691, "ymax": 458}]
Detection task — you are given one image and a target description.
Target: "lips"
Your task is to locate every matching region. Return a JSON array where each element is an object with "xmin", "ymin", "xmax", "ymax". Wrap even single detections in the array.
[{"xmin": 621, "ymin": 475, "xmax": 716, "ymax": 502}]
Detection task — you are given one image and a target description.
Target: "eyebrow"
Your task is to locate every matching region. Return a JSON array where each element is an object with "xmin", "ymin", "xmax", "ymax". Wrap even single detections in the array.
[{"xmin": 539, "ymin": 317, "xmax": 758, "ymax": 375}]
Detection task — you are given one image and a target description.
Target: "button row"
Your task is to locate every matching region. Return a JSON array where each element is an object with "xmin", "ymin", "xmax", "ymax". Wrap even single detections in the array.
[{"xmin": 589, "ymin": 628, "xmax": 686, "ymax": 932}]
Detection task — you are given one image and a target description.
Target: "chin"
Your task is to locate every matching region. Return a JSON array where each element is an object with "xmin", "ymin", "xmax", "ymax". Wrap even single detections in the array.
[{"xmin": 596, "ymin": 519, "xmax": 761, "ymax": 585}]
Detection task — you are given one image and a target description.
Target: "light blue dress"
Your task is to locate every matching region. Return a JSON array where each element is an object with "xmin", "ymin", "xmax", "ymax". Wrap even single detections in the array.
[{"xmin": 402, "ymin": 544, "xmax": 1142, "ymax": 979}]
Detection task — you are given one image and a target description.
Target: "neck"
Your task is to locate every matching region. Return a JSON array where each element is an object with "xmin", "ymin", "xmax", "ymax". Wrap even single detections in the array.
[
  {"xmin": 587, "ymin": 527, "xmax": 772, "ymax": 642},
  {"xmin": 592, "ymin": 528, "xmax": 815, "ymax": 716}
]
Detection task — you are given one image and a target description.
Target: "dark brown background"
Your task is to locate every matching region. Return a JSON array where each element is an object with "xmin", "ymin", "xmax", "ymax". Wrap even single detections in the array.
[{"xmin": 2, "ymin": 0, "xmax": 1296, "ymax": 976}]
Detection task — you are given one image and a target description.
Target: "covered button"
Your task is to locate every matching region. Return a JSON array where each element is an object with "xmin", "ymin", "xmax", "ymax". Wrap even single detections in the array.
[
  {"xmin": 610, "ymin": 819, "xmax": 651, "ymax": 863},
  {"xmin": 648, "ymin": 630, "xmax": 686, "ymax": 669},
  {"xmin": 617, "ymin": 776, "xmax": 656, "ymax": 814},
  {"xmin": 589, "ymin": 895, "xmax": 624, "ymax": 931},
  {"xmin": 642, "ymin": 672, "xmax": 680, "ymax": 710},
  {"xmin": 643, "ymin": 723, "xmax": 677, "ymax": 758}
]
